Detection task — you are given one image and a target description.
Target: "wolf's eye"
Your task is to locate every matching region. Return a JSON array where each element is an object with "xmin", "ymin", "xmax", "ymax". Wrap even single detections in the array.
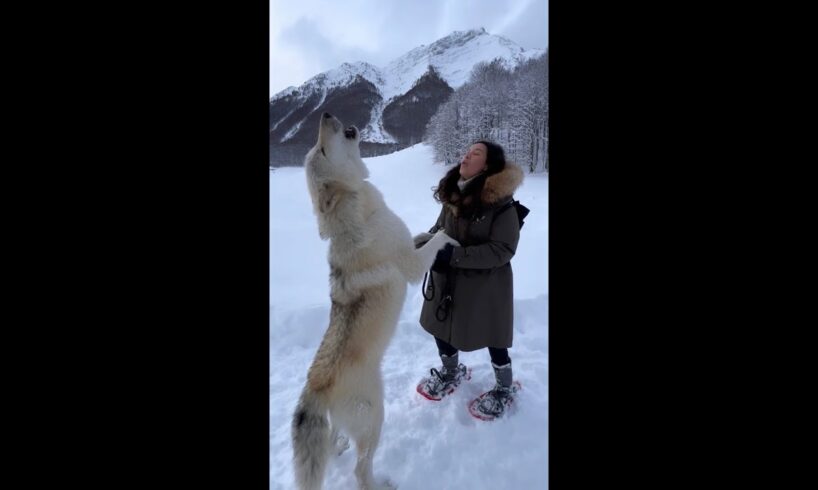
[{"xmin": 321, "ymin": 147, "xmax": 326, "ymax": 156}]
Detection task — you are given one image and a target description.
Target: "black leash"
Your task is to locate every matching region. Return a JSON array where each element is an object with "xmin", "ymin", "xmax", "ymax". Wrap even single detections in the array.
[
  {"xmin": 422, "ymin": 268, "xmax": 455, "ymax": 322},
  {"xmin": 435, "ymin": 269, "xmax": 456, "ymax": 321},
  {"xmin": 422, "ymin": 271, "xmax": 435, "ymax": 301}
]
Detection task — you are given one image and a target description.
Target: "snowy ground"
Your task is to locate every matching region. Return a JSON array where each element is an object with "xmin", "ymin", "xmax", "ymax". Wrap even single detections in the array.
[{"xmin": 270, "ymin": 144, "xmax": 548, "ymax": 489}]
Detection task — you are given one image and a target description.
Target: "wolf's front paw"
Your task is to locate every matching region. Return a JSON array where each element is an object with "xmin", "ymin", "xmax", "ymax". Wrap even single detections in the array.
[
  {"xmin": 412, "ymin": 232, "xmax": 434, "ymax": 249},
  {"xmin": 434, "ymin": 230, "xmax": 460, "ymax": 248}
]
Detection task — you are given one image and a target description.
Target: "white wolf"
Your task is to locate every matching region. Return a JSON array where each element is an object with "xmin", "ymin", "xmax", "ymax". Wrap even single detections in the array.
[{"xmin": 292, "ymin": 112, "xmax": 458, "ymax": 489}]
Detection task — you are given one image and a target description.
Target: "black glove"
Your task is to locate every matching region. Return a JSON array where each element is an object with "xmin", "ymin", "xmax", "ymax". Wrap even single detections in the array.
[{"xmin": 431, "ymin": 243, "xmax": 454, "ymax": 273}]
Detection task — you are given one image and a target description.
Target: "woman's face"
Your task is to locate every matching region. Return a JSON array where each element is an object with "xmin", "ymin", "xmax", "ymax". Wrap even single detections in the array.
[{"xmin": 459, "ymin": 143, "xmax": 488, "ymax": 180}]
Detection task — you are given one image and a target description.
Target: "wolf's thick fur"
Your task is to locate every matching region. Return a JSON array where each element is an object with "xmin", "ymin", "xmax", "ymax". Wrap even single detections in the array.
[{"xmin": 292, "ymin": 113, "xmax": 458, "ymax": 490}]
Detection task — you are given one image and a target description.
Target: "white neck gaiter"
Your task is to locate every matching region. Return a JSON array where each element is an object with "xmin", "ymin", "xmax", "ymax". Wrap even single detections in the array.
[{"xmin": 457, "ymin": 172, "xmax": 483, "ymax": 192}]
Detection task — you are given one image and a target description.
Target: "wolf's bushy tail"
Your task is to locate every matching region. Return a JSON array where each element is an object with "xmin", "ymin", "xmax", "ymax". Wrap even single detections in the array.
[{"xmin": 292, "ymin": 387, "xmax": 330, "ymax": 490}]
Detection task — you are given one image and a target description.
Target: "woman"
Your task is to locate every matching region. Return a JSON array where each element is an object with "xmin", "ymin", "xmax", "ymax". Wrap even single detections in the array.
[{"xmin": 413, "ymin": 140, "xmax": 524, "ymax": 420}]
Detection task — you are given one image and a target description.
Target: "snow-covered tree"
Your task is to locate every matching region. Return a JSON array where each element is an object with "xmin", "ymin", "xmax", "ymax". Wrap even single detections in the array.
[{"xmin": 425, "ymin": 52, "xmax": 549, "ymax": 173}]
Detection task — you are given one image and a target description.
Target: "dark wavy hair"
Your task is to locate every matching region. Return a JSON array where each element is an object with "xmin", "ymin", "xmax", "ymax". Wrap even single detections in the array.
[{"xmin": 432, "ymin": 141, "xmax": 507, "ymax": 215}]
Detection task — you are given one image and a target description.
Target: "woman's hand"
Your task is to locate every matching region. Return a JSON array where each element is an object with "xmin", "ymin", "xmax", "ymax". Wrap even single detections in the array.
[{"xmin": 431, "ymin": 243, "xmax": 455, "ymax": 272}]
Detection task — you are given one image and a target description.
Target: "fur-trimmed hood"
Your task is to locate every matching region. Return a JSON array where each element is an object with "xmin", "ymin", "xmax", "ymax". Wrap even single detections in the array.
[
  {"xmin": 443, "ymin": 162, "xmax": 524, "ymax": 216},
  {"xmin": 479, "ymin": 161, "xmax": 525, "ymax": 205}
]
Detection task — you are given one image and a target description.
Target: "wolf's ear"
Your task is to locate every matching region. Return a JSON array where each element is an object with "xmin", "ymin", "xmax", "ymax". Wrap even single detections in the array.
[{"xmin": 319, "ymin": 182, "xmax": 343, "ymax": 214}]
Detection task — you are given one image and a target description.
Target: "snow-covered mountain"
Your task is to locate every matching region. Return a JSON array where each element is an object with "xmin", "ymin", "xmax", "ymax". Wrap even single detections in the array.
[{"xmin": 269, "ymin": 28, "xmax": 545, "ymax": 166}]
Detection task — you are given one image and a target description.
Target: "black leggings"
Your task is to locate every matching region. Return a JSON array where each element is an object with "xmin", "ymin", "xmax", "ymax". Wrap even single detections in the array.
[{"xmin": 434, "ymin": 337, "xmax": 510, "ymax": 366}]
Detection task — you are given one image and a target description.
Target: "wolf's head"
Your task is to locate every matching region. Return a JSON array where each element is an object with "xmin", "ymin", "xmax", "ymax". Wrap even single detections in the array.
[{"xmin": 304, "ymin": 112, "xmax": 369, "ymax": 187}]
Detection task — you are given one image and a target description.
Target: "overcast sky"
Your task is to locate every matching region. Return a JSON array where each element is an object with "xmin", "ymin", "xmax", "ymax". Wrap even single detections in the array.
[{"xmin": 270, "ymin": 0, "xmax": 548, "ymax": 96}]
